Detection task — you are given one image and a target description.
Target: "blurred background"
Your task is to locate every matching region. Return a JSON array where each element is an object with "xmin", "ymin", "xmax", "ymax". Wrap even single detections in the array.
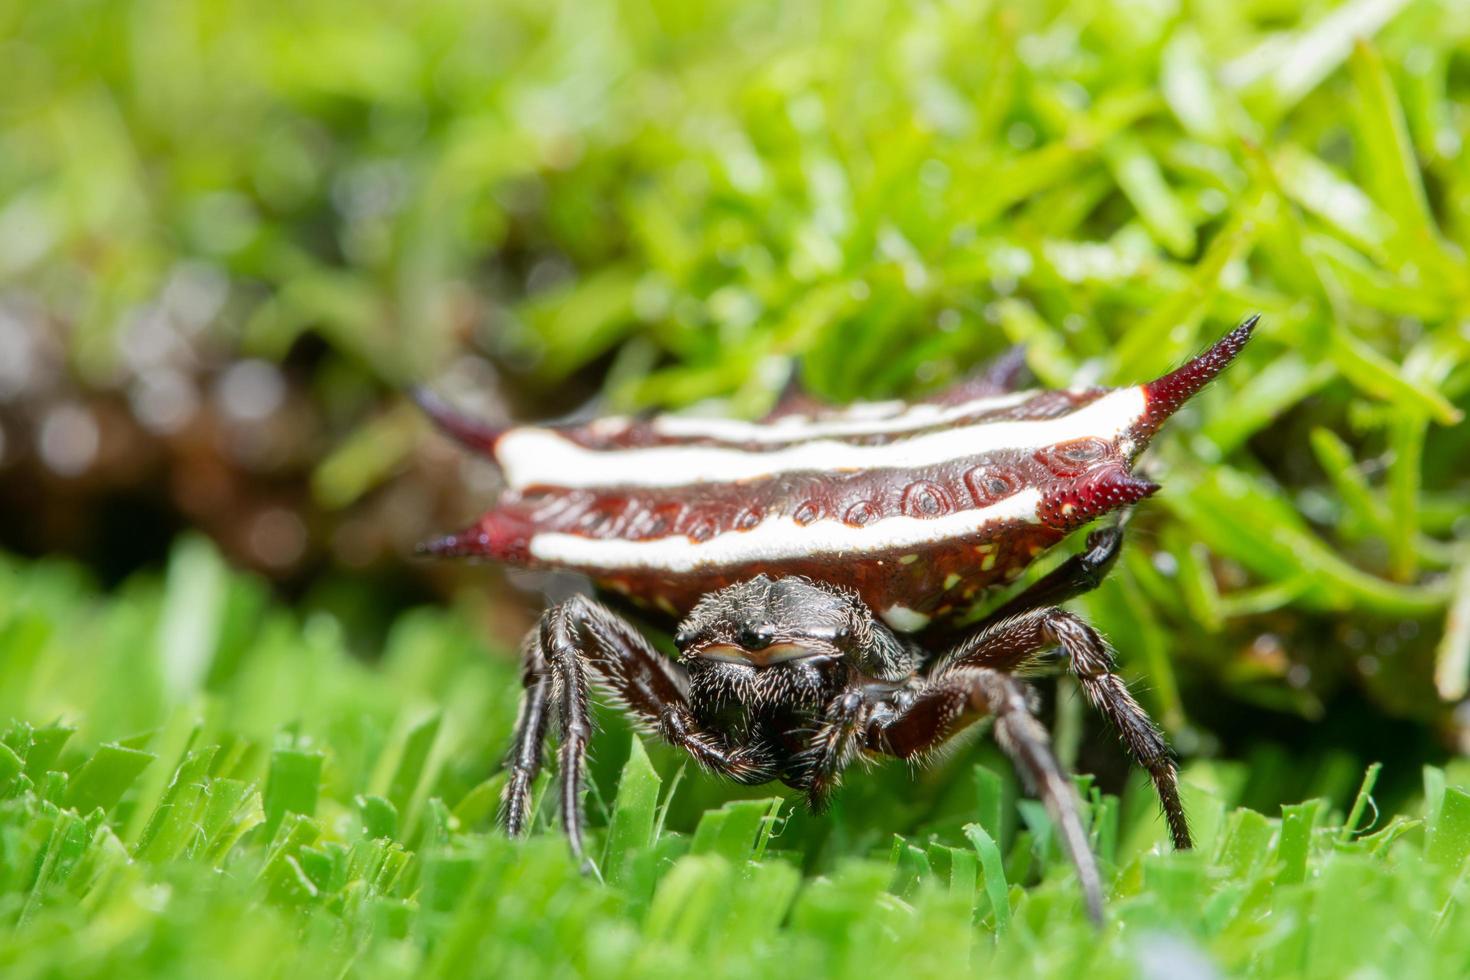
[{"xmin": 2, "ymin": 0, "xmax": 1468, "ymax": 808}]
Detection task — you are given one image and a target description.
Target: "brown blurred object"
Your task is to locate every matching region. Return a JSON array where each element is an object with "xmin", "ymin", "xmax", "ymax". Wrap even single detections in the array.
[{"xmin": 0, "ymin": 282, "xmax": 492, "ymax": 598}]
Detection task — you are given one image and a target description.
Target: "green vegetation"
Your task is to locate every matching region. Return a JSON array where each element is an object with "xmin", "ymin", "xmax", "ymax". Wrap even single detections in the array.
[
  {"xmin": 3, "ymin": 0, "xmax": 1470, "ymax": 975},
  {"xmin": 0, "ymin": 542, "xmax": 1467, "ymax": 978}
]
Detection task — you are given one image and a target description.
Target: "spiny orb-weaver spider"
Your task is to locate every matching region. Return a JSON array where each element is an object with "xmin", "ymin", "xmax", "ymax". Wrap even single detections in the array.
[{"xmin": 418, "ymin": 315, "xmax": 1258, "ymax": 922}]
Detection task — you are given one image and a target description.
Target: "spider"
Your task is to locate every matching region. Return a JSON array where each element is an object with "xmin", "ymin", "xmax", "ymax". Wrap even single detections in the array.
[{"xmin": 417, "ymin": 316, "xmax": 1258, "ymax": 922}]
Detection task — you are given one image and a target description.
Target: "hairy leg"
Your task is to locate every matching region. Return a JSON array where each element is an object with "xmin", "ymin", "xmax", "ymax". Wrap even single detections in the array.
[
  {"xmin": 933, "ymin": 607, "xmax": 1191, "ymax": 850},
  {"xmin": 502, "ymin": 595, "xmax": 774, "ymax": 859},
  {"xmin": 869, "ymin": 667, "xmax": 1104, "ymax": 924},
  {"xmin": 797, "ymin": 688, "xmax": 874, "ymax": 811},
  {"xmin": 976, "ymin": 525, "xmax": 1124, "ymax": 628},
  {"xmin": 502, "ymin": 632, "xmax": 553, "ymax": 839}
]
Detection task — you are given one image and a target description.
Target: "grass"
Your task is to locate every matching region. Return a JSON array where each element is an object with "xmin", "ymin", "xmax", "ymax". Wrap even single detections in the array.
[
  {"xmin": 3, "ymin": 0, "xmax": 1470, "ymax": 975},
  {"xmin": 1, "ymin": 540, "xmax": 1468, "ymax": 979}
]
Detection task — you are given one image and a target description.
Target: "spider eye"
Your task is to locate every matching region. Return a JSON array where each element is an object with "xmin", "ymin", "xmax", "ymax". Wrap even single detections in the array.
[
  {"xmin": 738, "ymin": 625, "xmax": 775, "ymax": 650},
  {"xmin": 673, "ymin": 627, "xmax": 695, "ymax": 650}
]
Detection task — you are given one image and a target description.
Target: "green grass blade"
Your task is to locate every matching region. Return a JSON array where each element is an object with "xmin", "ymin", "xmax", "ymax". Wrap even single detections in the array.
[
  {"xmin": 63, "ymin": 744, "xmax": 156, "ymax": 816},
  {"xmin": 1434, "ymin": 559, "xmax": 1470, "ymax": 701},
  {"xmin": 1277, "ymin": 798, "xmax": 1325, "ymax": 884},
  {"xmin": 1339, "ymin": 762, "xmax": 1383, "ymax": 844},
  {"xmin": 690, "ymin": 798, "xmax": 783, "ymax": 862},
  {"xmin": 1330, "ymin": 329, "xmax": 1461, "ymax": 426},
  {"xmin": 1348, "ymin": 39, "xmax": 1452, "ymax": 275},
  {"xmin": 964, "ymin": 823, "xmax": 1011, "ymax": 929},
  {"xmin": 384, "ymin": 711, "xmax": 442, "ymax": 841},
  {"xmin": 1104, "ymin": 135, "xmax": 1196, "ymax": 258},
  {"xmin": 603, "ymin": 735, "xmax": 661, "ymax": 885},
  {"xmin": 134, "ymin": 746, "xmax": 219, "ymax": 862},
  {"xmin": 1427, "ymin": 787, "xmax": 1470, "ymax": 871},
  {"xmin": 263, "ymin": 748, "xmax": 324, "ymax": 837}
]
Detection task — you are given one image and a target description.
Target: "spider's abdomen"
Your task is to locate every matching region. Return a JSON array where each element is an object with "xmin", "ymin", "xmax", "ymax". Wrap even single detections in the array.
[{"xmin": 423, "ymin": 318, "xmax": 1254, "ymax": 631}]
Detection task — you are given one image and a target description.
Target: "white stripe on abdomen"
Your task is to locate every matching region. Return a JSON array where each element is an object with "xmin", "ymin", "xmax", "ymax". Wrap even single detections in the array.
[
  {"xmin": 527, "ymin": 488, "xmax": 1044, "ymax": 572},
  {"xmin": 499, "ymin": 387, "xmax": 1146, "ymax": 490},
  {"xmin": 651, "ymin": 390, "xmax": 1037, "ymax": 443}
]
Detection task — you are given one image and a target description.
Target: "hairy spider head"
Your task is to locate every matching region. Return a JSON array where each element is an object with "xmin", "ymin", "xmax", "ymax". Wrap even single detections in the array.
[
  {"xmin": 674, "ymin": 575, "xmax": 859, "ymax": 667},
  {"xmin": 675, "ymin": 575, "xmax": 913, "ymax": 730},
  {"xmin": 675, "ymin": 575, "xmax": 914, "ymax": 685}
]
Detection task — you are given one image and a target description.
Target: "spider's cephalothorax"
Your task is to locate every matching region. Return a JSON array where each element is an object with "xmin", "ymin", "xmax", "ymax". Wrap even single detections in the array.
[{"xmin": 420, "ymin": 316, "xmax": 1257, "ymax": 922}]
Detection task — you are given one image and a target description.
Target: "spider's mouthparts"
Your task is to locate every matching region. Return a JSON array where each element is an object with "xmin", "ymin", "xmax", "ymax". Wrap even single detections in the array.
[
  {"xmin": 692, "ymin": 641, "xmax": 837, "ymax": 667},
  {"xmin": 1133, "ymin": 314, "xmax": 1258, "ymax": 441}
]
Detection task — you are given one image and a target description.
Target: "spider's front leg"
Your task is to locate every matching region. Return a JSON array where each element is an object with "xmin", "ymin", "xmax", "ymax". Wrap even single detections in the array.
[
  {"xmin": 976, "ymin": 524, "xmax": 1124, "ymax": 627},
  {"xmin": 798, "ymin": 688, "xmax": 877, "ymax": 812},
  {"xmin": 867, "ymin": 666, "xmax": 1105, "ymax": 924},
  {"xmin": 933, "ymin": 607, "xmax": 1191, "ymax": 851},
  {"xmin": 503, "ymin": 595, "xmax": 774, "ymax": 861}
]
